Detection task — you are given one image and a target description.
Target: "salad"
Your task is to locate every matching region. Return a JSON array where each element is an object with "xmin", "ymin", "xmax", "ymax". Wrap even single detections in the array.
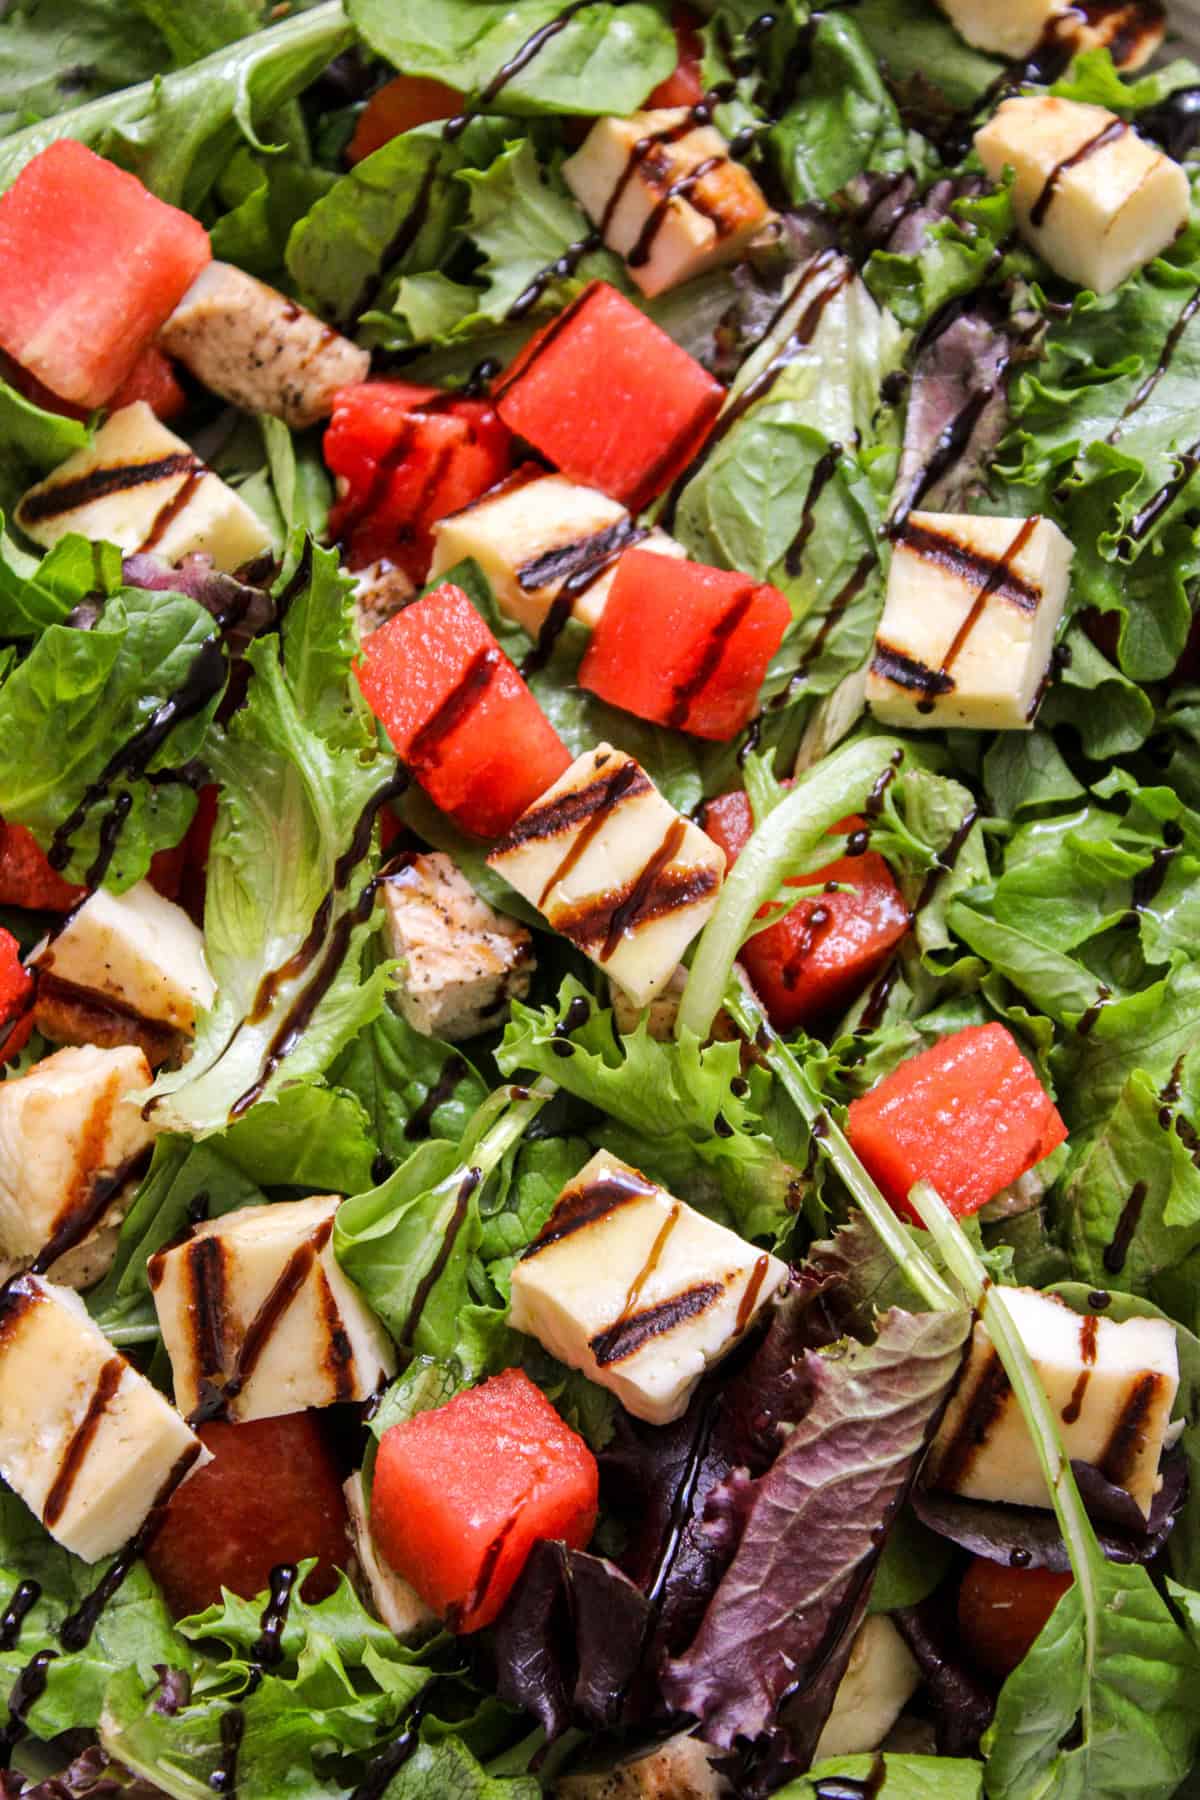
[{"xmin": 3, "ymin": 0, "xmax": 1200, "ymax": 1793}]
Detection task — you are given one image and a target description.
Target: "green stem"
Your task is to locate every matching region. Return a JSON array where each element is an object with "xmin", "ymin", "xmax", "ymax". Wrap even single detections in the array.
[
  {"xmin": 677, "ymin": 736, "xmax": 909, "ymax": 1042},
  {"xmin": 726, "ymin": 987, "xmax": 959, "ymax": 1315}
]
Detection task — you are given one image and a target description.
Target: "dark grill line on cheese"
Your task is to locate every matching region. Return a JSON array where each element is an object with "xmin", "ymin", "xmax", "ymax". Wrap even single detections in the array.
[
  {"xmin": 590, "ymin": 1281, "xmax": 725, "ymax": 1366},
  {"xmin": 553, "ymin": 820, "xmax": 710, "ymax": 963},
  {"xmin": 931, "ymin": 1349, "xmax": 1012, "ymax": 1493},
  {"xmin": 1098, "ymin": 1370, "xmax": 1162, "ymax": 1489},
  {"xmin": 520, "ymin": 524, "xmax": 652, "ymax": 676},
  {"xmin": 493, "ymin": 757, "xmax": 650, "ymax": 855},
  {"xmin": 41, "ymin": 1355, "xmax": 124, "ymax": 1531},
  {"xmin": 521, "ymin": 1164, "xmax": 656, "ymax": 1257},
  {"xmin": 626, "ymin": 155, "xmax": 730, "ymax": 270},
  {"xmin": 536, "ymin": 759, "xmax": 645, "ymax": 908},
  {"xmin": 914, "ymin": 515, "xmax": 1042, "ymax": 714},
  {"xmin": 1061, "ymin": 1314, "xmax": 1100, "ymax": 1425},
  {"xmin": 17, "ymin": 454, "xmax": 198, "ymax": 526},
  {"xmin": 30, "ymin": 1144, "xmax": 154, "ymax": 1278}
]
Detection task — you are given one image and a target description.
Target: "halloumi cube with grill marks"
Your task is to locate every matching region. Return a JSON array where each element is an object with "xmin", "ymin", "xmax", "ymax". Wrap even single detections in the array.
[
  {"xmin": 928, "ymin": 1287, "xmax": 1179, "ymax": 1518},
  {"xmin": 429, "ymin": 473, "xmax": 686, "ymax": 636},
  {"xmin": 564, "ymin": 109, "xmax": 773, "ymax": 298},
  {"xmin": 509, "ymin": 1151, "xmax": 787, "ymax": 1424},
  {"xmin": 32, "ymin": 879, "xmax": 215, "ymax": 1062},
  {"xmin": 0, "ymin": 1044, "xmax": 157, "ymax": 1267},
  {"xmin": 975, "ymin": 98, "xmax": 1188, "ymax": 294},
  {"xmin": 148, "ymin": 1196, "xmax": 395, "ymax": 1425},
  {"xmin": 0, "ymin": 1274, "xmax": 206, "ymax": 1561},
  {"xmin": 343, "ymin": 1472, "xmax": 437, "ymax": 1641},
  {"xmin": 865, "ymin": 511, "xmax": 1073, "ymax": 730},
  {"xmin": 935, "ymin": 0, "xmax": 1163, "ymax": 66},
  {"xmin": 381, "ymin": 852, "xmax": 535, "ymax": 1041},
  {"xmin": 15, "ymin": 402, "xmax": 272, "ymax": 571},
  {"xmin": 488, "ymin": 745, "xmax": 725, "ymax": 1008}
]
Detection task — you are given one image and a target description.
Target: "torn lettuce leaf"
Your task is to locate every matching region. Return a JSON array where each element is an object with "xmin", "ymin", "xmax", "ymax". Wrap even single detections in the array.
[{"xmin": 776, "ymin": 1755, "xmax": 984, "ymax": 1799}]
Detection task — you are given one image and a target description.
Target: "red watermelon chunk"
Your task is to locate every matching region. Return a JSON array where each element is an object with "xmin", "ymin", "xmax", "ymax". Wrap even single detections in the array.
[
  {"xmin": 0, "ymin": 929, "xmax": 33, "ymax": 1063},
  {"xmin": 0, "ymin": 141, "xmax": 210, "ymax": 409},
  {"xmin": 356, "ymin": 583, "xmax": 570, "ymax": 837},
  {"xmin": 0, "ymin": 820, "xmax": 84, "ymax": 913},
  {"xmin": 704, "ymin": 793, "xmax": 910, "ymax": 1030},
  {"xmin": 110, "ymin": 345, "xmax": 188, "ymax": 422},
  {"xmin": 846, "ymin": 1022, "xmax": 1068, "ymax": 1224},
  {"xmin": 493, "ymin": 282, "xmax": 724, "ymax": 512},
  {"xmin": 372, "ymin": 1369, "xmax": 598, "ymax": 1633},
  {"xmin": 580, "ymin": 549, "xmax": 791, "ymax": 739}
]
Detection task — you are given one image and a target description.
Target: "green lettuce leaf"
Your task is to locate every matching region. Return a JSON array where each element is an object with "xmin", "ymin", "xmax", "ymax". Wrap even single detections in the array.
[
  {"xmin": 0, "ymin": 523, "xmax": 121, "ymax": 641},
  {"xmin": 215, "ymin": 1082, "xmax": 379, "ymax": 1193},
  {"xmin": 768, "ymin": 11, "xmax": 911, "ymax": 203},
  {"xmin": 346, "ymin": 0, "xmax": 674, "ymax": 120},
  {"xmin": 329, "ymin": 992, "xmax": 489, "ymax": 1166},
  {"xmin": 851, "ymin": 0, "xmax": 1004, "ymax": 112},
  {"xmin": 0, "ymin": 0, "xmax": 166, "ymax": 136},
  {"xmin": 777, "ymin": 1753, "xmax": 983, "ymax": 1798},
  {"xmin": 0, "ymin": 585, "xmax": 224, "ymax": 889}
]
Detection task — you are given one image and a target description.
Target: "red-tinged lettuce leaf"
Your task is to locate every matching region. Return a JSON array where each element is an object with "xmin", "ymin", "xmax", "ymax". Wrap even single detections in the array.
[
  {"xmin": 660, "ymin": 1307, "xmax": 971, "ymax": 1756},
  {"xmin": 893, "ymin": 1593, "xmax": 997, "ymax": 1759}
]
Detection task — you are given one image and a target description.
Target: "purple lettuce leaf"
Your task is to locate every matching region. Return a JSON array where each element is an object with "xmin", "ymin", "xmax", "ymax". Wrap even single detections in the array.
[
  {"xmin": 894, "ymin": 1592, "xmax": 997, "ymax": 1759},
  {"xmin": 122, "ymin": 554, "xmax": 275, "ymax": 653},
  {"xmin": 660, "ymin": 1307, "xmax": 971, "ymax": 1754}
]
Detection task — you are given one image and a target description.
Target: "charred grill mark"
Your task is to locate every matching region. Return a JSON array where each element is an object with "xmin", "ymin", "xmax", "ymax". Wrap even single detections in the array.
[
  {"xmin": 408, "ymin": 647, "xmax": 501, "ymax": 769},
  {"xmin": 137, "ymin": 461, "xmax": 205, "ymax": 554},
  {"xmin": 1062, "ymin": 1314, "xmax": 1099, "ymax": 1426},
  {"xmin": 932, "ymin": 1348, "xmax": 1011, "ymax": 1492},
  {"xmin": 521, "ymin": 1167, "xmax": 657, "ymax": 1258},
  {"xmin": 870, "ymin": 641, "xmax": 954, "ymax": 696},
  {"xmin": 316, "ymin": 1265, "xmax": 357, "ymax": 1402},
  {"xmin": 1098, "ymin": 1371, "xmax": 1161, "ymax": 1489},
  {"xmin": 734, "ymin": 1254, "xmax": 771, "ymax": 1334},
  {"xmin": 17, "ymin": 455, "xmax": 199, "ymax": 526},
  {"xmin": 446, "ymin": 1508, "xmax": 522, "ymax": 1630},
  {"xmin": 590, "ymin": 1281, "xmax": 724, "ymax": 1365},
  {"xmin": 492, "ymin": 759, "xmax": 649, "ymax": 857},
  {"xmin": 206, "ymin": 1237, "xmax": 320, "ymax": 1419},
  {"xmin": 602, "ymin": 818, "xmax": 689, "ymax": 959},
  {"xmin": 178, "ymin": 1234, "xmax": 229, "ymax": 1425},
  {"xmin": 1030, "ymin": 118, "xmax": 1128, "ymax": 227},
  {"xmin": 517, "ymin": 517, "xmax": 640, "ymax": 593},
  {"xmin": 666, "ymin": 586, "xmax": 756, "ymax": 728},
  {"xmin": 900, "ymin": 519, "xmax": 1041, "ymax": 611},
  {"xmin": 31, "ymin": 1150, "xmax": 154, "ymax": 1280},
  {"xmin": 35, "ymin": 969, "xmax": 183, "ymax": 1040},
  {"xmin": 915, "ymin": 516, "xmax": 1043, "ymax": 710},
  {"xmin": 42, "ymin": 1356, "xmax": 124, "ymax": 1529},
  {"xmin": 552, "ymin": 860, "xmax": 720, "ymax": 953},
  {"xmin": 537, "ymin": 760, "xmax": 647, "ymax": 908}
]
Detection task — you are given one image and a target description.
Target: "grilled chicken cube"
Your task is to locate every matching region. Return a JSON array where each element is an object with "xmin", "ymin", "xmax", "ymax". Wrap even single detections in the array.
[
  {"xmin": 928, "ymin": 1287, "xmax": 1179, "ymax": 1518},
  {"xmin": 32, "ymin": 879, "xmax": 215, "ymax": 1066},
  {"xmin": 160, "ymin": 262, "xmax": 370, "ymax": 429},
  {"xmin": 0, "ymin": 1044, "xmax": 157, "ymax": 1270},
  {"xmin": 555, "ymin": 1733, "xmax": 729, "ymax": 1798},
  {"xmin": 429, "ymin": 472, "xmax": 687, "ymax": 636},
  {"xmin": 353, "ymin": 559, "xmax": 416, "ymax": 635},
  {"xmin": 15, "ymin": 402, "xmax": 272, "ymax": 571},
  {"xmin": 343, "ymin": 1471, "xmax": 437, "ymax": 1641},
  {"xmin": 975, "ymin": 98, "xmax": 1188, "ymax": 294},
  {"xmin": 563, "ymin": 109, "xmax": 773, "ymax": 298},
  {"xmin": 488, "ymin": 745, "xmax": 725, "ymax": 1009},
  {"xmin": 814, "ymin": 1617, "xmax": 922, "ymax": 1761},
  {"xmin": 509, "ymin": 1150, "xmax": 787, "ymax": 1425},
  {"xmin": 149, "ymin": 1195, "xmax": 396, "ymax": 1425},
  {"xmin": 0, "ymin": 1274, "xmax": 206, "ymax": 1560},
  {"xmin": 935, "ymin": 0, "xmax": 1163, "ymax": 66},
  {"xmin": 865, "ymin": 511, "xmax": 1073, "ymax": 731},
  {"xmin": 381, "ymin": 852, "xmax": 535, "ymax": 1041}
]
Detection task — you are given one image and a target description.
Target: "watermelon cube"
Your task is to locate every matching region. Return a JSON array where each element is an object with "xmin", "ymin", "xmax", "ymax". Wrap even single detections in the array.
[
  {"xmin": 0, "ymin": 821, "xmax": 84, "ymax": 913},
  {"xmin": 0, "ymin": 928, "xmax": 33, "ymax": 1063},
  {"xmin": 493, "ymin": 282, "xmax": 725, "ymax": 512},
  {"xmin": 356, "ymin": 583, "xmax": 570, "ymax": 838},
  {"xmin": 579, "ymin": 549, "xmax": 791, "ymax": 739},
  {"xmin": 847, "ymin": 1023, "xmax": 1068, "ymax": 1224},
  {"xmin": 0, "ymin": 142, "xmax": 210, "ymax": 410},
  {"xmin": 372, "ymin": 1369, "xmax": 599, "ymax": 1633}
]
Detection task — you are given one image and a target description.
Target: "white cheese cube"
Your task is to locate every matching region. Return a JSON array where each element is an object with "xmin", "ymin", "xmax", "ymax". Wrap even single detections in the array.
[
  {"xmin": 430, "ymin": 473, "xmax": 686, "ymax": 637},
  {"xmin": 814, "ymin": 1617, "xmax": 921, "ymax": 1761},
  {"xmin": 343, "ymin": 1472, "xmax": 437, "ymax": 1641},
  {"xmin": 564, "ymin": 109, "xmax": 773, "ymax": 298},
  {"xmin": 149, "ymin": 1195, "xmax": 396, "ymax": 1425},
  {"xmin": 0, "ymin": 1274, "xmax": 206, "ymax": 1561},
  {"xmin": 509, "ymin": 1151, "xmax": 787, "ymax": 1425},
  {"xmin": 0, "ymin": 1044, "xmax": 157, "ymax": 1266},
  {"xmin": 160, "ymin": 262, "xmax": 370, "ymax": 429},
  {"xmin": 975, "ymin": 98, "xmax": 1188, "ymax": 294},
  {"xmin": 928, "ymin": 1287, "xmax": 1179, "ymax": 1518},
  {"xmin": 381, "ymin": 852, "xmax": 534, "ymax": 1041},
  {"xmin": 33, "ymin": 879, "xmax": 214, "ymax": 1048},
  {"xmin": 865, "ymin": 511, "xmax": 1073, "ymax": 731},
  {"xmin": 15, "ymin": 402, "xmax": 273, "ymax": 572},
  {"xmin": 935, "ymin": 0, "xmax": 1069, "ymax": 58},
  {"xmin": 488, "ymin": 745, "xmax": 725, "ymax": 1009},
  {"xmin": 555, "ymin": 1733, "xmax": 729, "ymax": 1798},
  {"xmin": 934, "ymin": 0, "xmax": 1163, "ymax": 65}
]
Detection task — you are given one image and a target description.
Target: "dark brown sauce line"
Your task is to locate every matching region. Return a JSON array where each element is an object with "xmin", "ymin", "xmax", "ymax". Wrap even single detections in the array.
[
  {"xmin": 666, "ymin": 586, "xmax": 756, "ymax": 728},
  {"xmin": 187, "ymin": 1232, "xmax": 324, "ymax": 1425},
  {"xmin": 627, "ymin": 155, "xmax": 728, "ymax": 269},
  {"xmin": 1112, "ymin": 277, "xmax": 1200, "ymax": 436},
  {"xmin": 521, "ymin": 1167, "xmax": 656, "ymax": 1257},
  {"xmin": 397, "ymin": 1168, "xmax": 482, "ymax": 1347},
  {"xmin": 41, "ymin": 1357, "xmax": 124, "ymax": 1530},
  {"xmin": 538, "ymin": 759, "xmax": 643, "ymax": 908},
  {"xmin": 404, "ymin": 1055, "xmax": 469, "ymax": 1140},
  {"xmin": 1030, "ymin": 119, "xmax": 1127, "ymax": 228},
  {"xmin": 601, "ymin": 817, "xmax": 688, "ymax": 960},
  {"xmin": 138, "ymin": 461, "xmax": 205, "ymax": 555},
  {"xmin": 30, "ymin": 1143, "xmax": 153, "ymax": 1277},
  {"xmin": 915, "ymin": 516, "xmax": 1041, "ymax": 712}
]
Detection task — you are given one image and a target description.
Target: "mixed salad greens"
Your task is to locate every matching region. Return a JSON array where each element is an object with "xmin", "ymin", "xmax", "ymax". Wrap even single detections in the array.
[{"xmin": 4, "ymin": 0, "xmax": 1200, "ymax": 1794}]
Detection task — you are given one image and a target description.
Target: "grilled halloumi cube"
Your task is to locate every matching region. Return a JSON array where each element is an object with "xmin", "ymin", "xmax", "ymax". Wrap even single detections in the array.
[
  {"xmin": 0, "ymin": 1044, "xmax": 157, "ymax": 1269},
  {"xmin": 160, "ymin": 262, "xmax": 370, "ymax": 429},
  {"xmin": 149, "ymin": 1195, "xmax": 395, "ymax": 1425},
  {"xmin": 609, "ymin": 964, "xmax": 688, "ymax": 1040},
  {"xmin": 429, "ymin": 474, "xmax": 686, "ymax": 636},
  {"xmin": 489, "ymin": 746, "xmax": 725, "ymax": 1009},
  {"xmin": 865, "ymin": 511, "xmax": 1073, "ymax": 731},
  {"xmin": 509, "ymin": 1151, "xmax": 787, "ymax": 1425},
  {"xmin": 32, "ymin": 880, "xmax": 214, "ymax": 1065},
  {"xmin": 814, "ymin": 1617, "xmax": 922, "ymax": 1762},
  {"xmin": 0, "ymin": 1274, "xmax": 205, "ymax": 1561},
  {"xmin": 15, "ymin": 403, "xmax": 272, "ymax": 571},
  {"xmin": 381, "ymin": 852, "xmax": 535, "ymax": 1041},
  {"xmin": 343, "ymin": 1472, "xmax": 437, "ymax": 1641},
  {"xmin": 975, "ymin": 98, "xmax": 1188, "ymax": 294},
  {"xmin": 564, "ymin": 109, "xmax": 773, "ymax": 298},
  {"xmin": 928, "ymin": 1287, "xmax": 1179, "ymax": 1518},
  {"xmin": 555, "ymin": 1733, "xmax": 729, "ymax": 1798},
  {"xmin": 935, "ymin": 0, "xmax": 1163, "ymax": 66}
]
